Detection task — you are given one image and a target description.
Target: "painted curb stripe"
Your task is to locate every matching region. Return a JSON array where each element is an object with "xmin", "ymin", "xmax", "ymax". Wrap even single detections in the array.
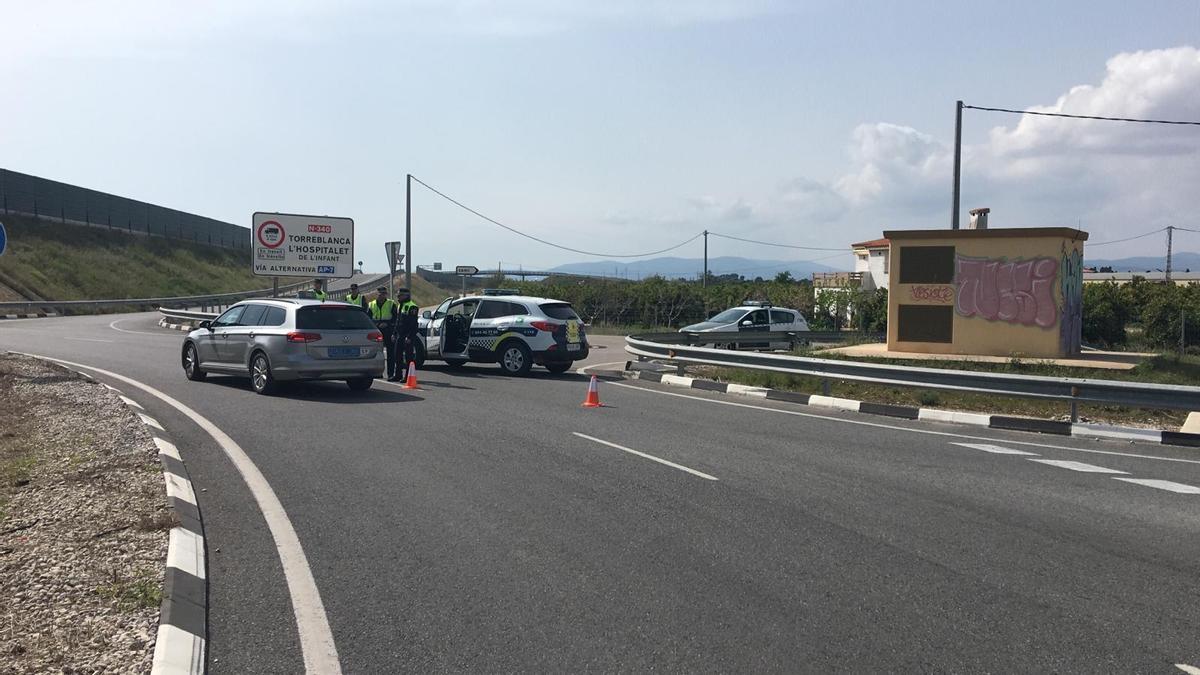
[
  {"xmin": 765, "ymin": 389, "xmax": 811, "ymax": 404},
  {"xmin": 690, "ymin": 379, "xmax": 728, "ymax": 393},
  {"xmin": 991, "ymin": 416, "xmax": 1072, "ymax": 435},
  {"xmin": 160, "ymin": 568, "xmax": 207, "ymax": 638},
  {"xmin": 1162, "ymin": 431, "xmax": 1200, "ymax": 448},
  {"xmin": 859, "ymin": 401, "xmax": 920, "ymax": 420},
  {"xmin": 164, "ymin": 472, "xmax": 198, "ymax": 505},
  {"xmin": 151, "ymin": 625, "xmax": 205, "ymax": 675},
  {"xmin": 167, "ymin": 527, "xmax": 207, "ymax": 580}
]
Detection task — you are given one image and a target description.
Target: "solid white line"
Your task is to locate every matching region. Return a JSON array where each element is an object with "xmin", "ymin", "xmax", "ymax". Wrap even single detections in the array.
[
  {"xmin": 139, "ymin": 413, "xmax": 165, "ymax": 431},
  {"xmin": 119, "ymin": 395, "xmax": 144, "ymax": 409},
  {"xmin": 151, "ymin": 624, "xmax": 205, "ymax": 674},
  {"xmin": 1028, "ymin": 459, "xmax": 1128, "ymax": 474},
  {"xmin": 577, "ymin": 361, "xmax": 629, "ymax": 375},
  {"xmin": 572, "ymin": 432, "xmax": 718, "ymax": 481},
  {"xmin": 167, "ymin": 527, "xmax": 207, "ymax": 579},
  {"xmin": 606, "ymin": 379, "xmax": 1200, "ymax": 466},
  {"xmin": 1175, "ymin": 664, "xmax": 1200, "ymax": 675},
  {"xmin": 951, "ymin": 442, "xmax": 1039, "ymax": 456},
  {"xmin": 1113, "ymin": 478, "xmax": 1200, "ymax": 494},
  {"xmin": 64, "ymin": 336, "xmax": 114, "ymax": 343},
  {"xmin": 20, "ymin": 353, "xmax": 342, "ymax": 675}
]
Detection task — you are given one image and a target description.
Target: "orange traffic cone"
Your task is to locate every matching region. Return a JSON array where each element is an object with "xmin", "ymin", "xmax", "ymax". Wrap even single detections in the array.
[
  {"xmin": 403, "ymin": 361, "xmax": 420, "ymax": 390},
  {"xmin": 581, "ymin": 375, "xmax": 602, "ymax": 408}
]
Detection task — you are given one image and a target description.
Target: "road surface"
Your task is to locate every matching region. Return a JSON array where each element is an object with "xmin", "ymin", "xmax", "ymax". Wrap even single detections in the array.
[{"xmin": 2, "ymin": 313, "xmax": 1198, "ymax": 673}]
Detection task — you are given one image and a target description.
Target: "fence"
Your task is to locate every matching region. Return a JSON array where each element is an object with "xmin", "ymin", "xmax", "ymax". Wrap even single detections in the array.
[{"xmin": 0, "ymin": 168, "xmax": 249, "ymax": 250}]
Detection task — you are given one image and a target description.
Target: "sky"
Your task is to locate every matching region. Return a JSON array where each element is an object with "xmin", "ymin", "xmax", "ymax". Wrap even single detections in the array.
[{"xmin": 3, "ymin": 0, "xmax": 1199, "ymax": 273}]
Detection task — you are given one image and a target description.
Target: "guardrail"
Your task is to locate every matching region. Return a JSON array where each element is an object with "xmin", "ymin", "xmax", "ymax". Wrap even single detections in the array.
[
  {"xmin": 0, "ymin": 279, "xmax": 310, "ymax": 315},
  {"xmin": 158, "ymin": 308, "xmax": 219, "ymax": 323},
  {"xmin": 625, "ymin": 332, "xmax": 1200, "ymax": 413},
  {"xmin": 645, "ymin": 330, "xmax": 883, "ymax": 347}
]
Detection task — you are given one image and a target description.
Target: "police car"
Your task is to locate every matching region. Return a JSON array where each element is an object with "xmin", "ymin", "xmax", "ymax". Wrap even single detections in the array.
[
  {"xmin": 418, "ymin": 290, "xmax": 589, "ymax": 376},
  {"xmin": 680, "ymin": 301, "xmax": 810, "ymax": 350}
]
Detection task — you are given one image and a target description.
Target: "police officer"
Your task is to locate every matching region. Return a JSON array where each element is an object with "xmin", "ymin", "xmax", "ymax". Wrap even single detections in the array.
[
  {"xmin": 368, "ymin": 287, "xmax": 400, "ymax": 380},
  {"xmin": 344, "ymin": 283, "xmax": 367, "ymax": 310},
  {"xmin": 394, "ymin": 288, "xmax": 421, "ymax": 378},
  {"xmin": 312, "ymin": 279, "xmax": 327, "ymax": 301}
]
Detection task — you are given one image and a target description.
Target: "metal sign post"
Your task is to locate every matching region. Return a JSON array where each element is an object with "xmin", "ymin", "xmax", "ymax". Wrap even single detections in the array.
[
  {"xmin": 455, "ymin": 265, "xmax": 478, "ymax": 297},
  {"xmin": 385, "ymin": 241, "xmax": 403, "ymax": 298}
]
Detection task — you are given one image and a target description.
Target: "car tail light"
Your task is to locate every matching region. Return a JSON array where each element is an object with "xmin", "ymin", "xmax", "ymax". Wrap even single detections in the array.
[
  {"xmin": 530, "ymin": 321, "xmax": 559, "ymax": 332},
  {"xmin": 286, "ymin": 331, "xmax": 322, "ymax": 343},
  {"xmin": 368, "ymin": 331, "xmax": 384, "ymax": 342}
]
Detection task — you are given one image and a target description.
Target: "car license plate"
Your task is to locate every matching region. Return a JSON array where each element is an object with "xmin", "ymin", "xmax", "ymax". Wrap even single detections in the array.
[
  {"xmin": 566, "ymin": 343, "xmax": 581, "ymax": 351},
  {"xmin": 328, "ymin": 347, "xmax": 362, "ymax": 358}
]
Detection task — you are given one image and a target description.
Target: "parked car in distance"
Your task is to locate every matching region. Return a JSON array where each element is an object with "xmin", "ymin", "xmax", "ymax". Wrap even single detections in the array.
[
  {"xmin": 679, "ymin": 302, "xmax": 809, "ymax": 350},
  {"xmin": 181, "ymin": 299, "xmax": 385, "ymax": 394}
]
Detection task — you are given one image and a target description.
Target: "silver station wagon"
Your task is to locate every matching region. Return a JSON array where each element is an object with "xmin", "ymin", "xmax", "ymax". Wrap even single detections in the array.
[{"xmin": 181, "ymin": 299, "xmax": 385, "ymax": 394}]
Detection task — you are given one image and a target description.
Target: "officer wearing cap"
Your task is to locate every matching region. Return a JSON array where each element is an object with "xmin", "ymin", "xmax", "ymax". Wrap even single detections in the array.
[
  {"xmin": 394, "ymin": 287, "xmax": 421, "ymax": 378},
  {"xmin": 344, "ymin": 283, "xmax": 367, "ymax": 311},
  {"xmin": 368, "ymin": 287, "xmax": 400, "ymax": 380}
]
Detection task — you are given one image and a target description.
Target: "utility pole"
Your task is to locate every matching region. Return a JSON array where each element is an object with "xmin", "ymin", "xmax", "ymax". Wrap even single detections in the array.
[
  {"xmin": 1166, "ymin": 225, "xmax": 1174, "ymax": 282},
  {"xmin": 952, "ymin": 100, "xmax": 963, "ymax": 230},
  {"xmin": 405, "ymin": 174, "xmax": 413, "ymax": 287}
]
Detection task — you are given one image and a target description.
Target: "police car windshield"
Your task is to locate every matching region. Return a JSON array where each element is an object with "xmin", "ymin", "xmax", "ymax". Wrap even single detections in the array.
[
  {"xmin": 539, "ymin": 303, "xmax": 580, "ymax": 321},
  {"xmin": 709, "ymin": 309, "xmax": 746, "ymax": 323},
  {"xmin": 296, "ymin": 306, "xmax": 376, "ymax": 330}
]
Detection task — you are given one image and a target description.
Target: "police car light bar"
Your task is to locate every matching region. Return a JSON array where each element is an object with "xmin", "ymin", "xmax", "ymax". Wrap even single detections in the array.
[{"xmin": 482, "ymin": 288, "xmax": 521, "ymax": 296}]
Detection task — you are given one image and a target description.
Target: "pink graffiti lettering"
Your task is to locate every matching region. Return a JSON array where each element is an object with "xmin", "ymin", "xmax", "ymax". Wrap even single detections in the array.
[
  {"xmin": 955, "ymin": 255, "xmax": 1058, "ymax": 328},
  {"xmin": 910, "ymin": 285, "xmax": 954, "ymax": 303}
]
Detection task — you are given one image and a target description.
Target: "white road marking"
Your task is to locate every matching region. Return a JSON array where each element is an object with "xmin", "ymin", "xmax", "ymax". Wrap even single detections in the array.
[
  {"xmin": 118, "ymin": 395, "xmax": 144, "ymax": 409},
  {"xmin": 167, "ymin": 527, "xmax": 207, "ymax": 579},
  {"xmin": 17, "ymin": 353, "xmax": 342, "ymax": 675},
  {"xmin": 138, "ymin": 413, "xmax": 165, "ymax": 430},
  {"xmin": 64, "ymin": 336, "xmax": 114, "ymax": 343},
  {"xmin": 1175, "ymin": 664, "xmax": 1200, "ymax": 675},
  {"xmin": 108, "ymin": 318, "xmax": 179, "ymax": 336},
  {"xmin": 606, "ymin": 380, "xmax": 1200, "ymax": 466},
  {"xmin": 1113, "ymin": 478, "xmax": 1200, "ymax": 494},
  {"xmin": 577, "ymin": 361, "xmax": 630, "ymax": 375},
  {"xmin": 573, "ymin": 432, "xmax": 718, "ymax": 481},
  {"xmin": 951, "ymin": 442, "xmax": 1039, "ymax": 456},
  {"xmin": 1028, "ymin": 459, "xmax": 1128, "ymax": 474}
]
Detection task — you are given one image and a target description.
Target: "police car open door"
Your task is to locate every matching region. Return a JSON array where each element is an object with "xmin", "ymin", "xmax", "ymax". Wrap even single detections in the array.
[{"xmin": 435, "ymin": 298, "xmax": 478, "ymax": 358}]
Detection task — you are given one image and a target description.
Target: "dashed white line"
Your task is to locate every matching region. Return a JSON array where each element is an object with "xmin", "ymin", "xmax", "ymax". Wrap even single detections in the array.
[
  {"xmin": 573, "ymin": 432, "xmax": 718, "ymax": 481},
  {"xmin": 1175, "ymin": 664, "xmax": 1200, "ymax": 675},
  {"xmin": 951, "ymin": 442, "xmax": 1039, "ymax": 456},
  {"xmin": 64, "ymin": 336, "xmax": 114, "ymax": 343},
  {"xmin": 1028, "ymin": 459, "xmax": 1128, "ymax": 474},
  {"xmin": 1113, "ymin": 478, "xmax": 1200, "ymax": 494}
]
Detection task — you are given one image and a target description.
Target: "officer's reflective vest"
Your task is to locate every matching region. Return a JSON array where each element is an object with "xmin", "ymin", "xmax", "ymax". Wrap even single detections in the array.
[
  {"xmin": 314, "ymin": 290, "xmax": 327, "ymax": 301},
  {"xmin": 400, "ymin": 300, "xmax": 419, "ymax": 314},
  {"xmin": 345, "ymin": 294, "xmax": 363, "ymax": 307},
  {"xmin": 369, "ymin": 299, "xmax": 396, "ymax": 321}
]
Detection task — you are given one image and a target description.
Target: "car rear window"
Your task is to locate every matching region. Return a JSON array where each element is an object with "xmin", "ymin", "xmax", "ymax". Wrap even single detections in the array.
[
  {"xmin": 539, "ymin": 303, "xmax": 580, "ymax": 321},
  {"xmin": 770, "ymin": 310, "xmax": 795, "ymax": 323},
  {"xmin": 262, "ymin": 307, "xmax": 287, "ymax": 326},
  {"xmin": 296, "ymin": 306, "xmax": 376, "ymax": 330}
]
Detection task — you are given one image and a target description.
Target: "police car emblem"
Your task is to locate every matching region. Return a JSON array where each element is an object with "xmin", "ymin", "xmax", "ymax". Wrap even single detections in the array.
[{"xmin": 342, "ymin": 336, "xmax": 350, "ymax": 343}]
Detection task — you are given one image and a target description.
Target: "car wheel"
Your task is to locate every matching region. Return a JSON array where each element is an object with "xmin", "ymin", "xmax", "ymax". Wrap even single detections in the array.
[
  {"xmin": 544, "ymin": 362, "xmax": 572, "ymax": 374},
  {"xmin": 346, "ymin": 377, "xmax": 373, "ymax": 392},
  {"xmin": 183, "ymin": 343, "xmax": 206, "ymax": 381},
  {"xmin": 413, "ymin": 340, "xmax": 427, "ymax": 368},
  {"xmin": 444, "ymin": 358, "xmax": 467, "ymax": 368},
  {"xmin": 498, "ymin": 341, "xmax": 532, "ymax": 377},
  {"xmin": 250, "ymin": 352, "xmax": 277, "ymax": 395}
]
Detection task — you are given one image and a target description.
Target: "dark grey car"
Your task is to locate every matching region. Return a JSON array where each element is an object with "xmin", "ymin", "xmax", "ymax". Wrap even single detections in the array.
[{"xmin": 181, "ymin": 299, "xmax": 385, "ymax": 394}]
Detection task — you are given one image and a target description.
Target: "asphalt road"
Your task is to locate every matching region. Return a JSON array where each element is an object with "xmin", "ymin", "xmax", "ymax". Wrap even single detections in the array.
[{"xmin": 3, "ymin": 313, "xmax": 1199, "ymax": 673}]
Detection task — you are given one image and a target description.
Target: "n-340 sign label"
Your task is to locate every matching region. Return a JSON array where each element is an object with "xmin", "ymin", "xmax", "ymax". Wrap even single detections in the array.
[{"xmin": 252, "ymin": 212, "xmax": 354, "ymax": 278}]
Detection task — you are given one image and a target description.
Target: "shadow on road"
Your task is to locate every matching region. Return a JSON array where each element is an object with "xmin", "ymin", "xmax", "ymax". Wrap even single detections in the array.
[{"xmin": 199, "ymin": 376, "xmax": 423, "ymax": 403}]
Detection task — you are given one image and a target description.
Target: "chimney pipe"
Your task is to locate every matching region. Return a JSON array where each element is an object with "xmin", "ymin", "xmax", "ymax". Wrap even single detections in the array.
[{"xmin": 968, "ymin": 207, "xmax": 990, "ymax": 230}]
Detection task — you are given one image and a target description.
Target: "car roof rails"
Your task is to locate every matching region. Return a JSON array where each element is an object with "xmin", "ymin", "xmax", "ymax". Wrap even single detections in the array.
[
  {"xmin": 742, "ymin": 300, "xmax": 772, "ymax": 307},
  {"xmin": 482, "ymin": 288, "xmax": 521, "ymax": 296}
]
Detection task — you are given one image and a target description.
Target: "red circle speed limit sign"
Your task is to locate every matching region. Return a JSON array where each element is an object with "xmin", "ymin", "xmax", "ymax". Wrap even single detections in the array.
[{"xmin": 256, "ymin": 220, "xmax": 286, "ymax": 249}]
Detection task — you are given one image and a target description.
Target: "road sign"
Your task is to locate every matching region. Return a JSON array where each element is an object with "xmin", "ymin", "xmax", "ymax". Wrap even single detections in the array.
[
  {"xmin": 385, "ymin": 241, "xmax": 403, "ymax": 271},
  {"xmin": 252, "ymin": 212, "xmax": 354, "ymax": 278},
  {"xmin": 455, "ymin": 265, "xmax": 479, "ymax": 275},
  {"xmin": 0, "ymin": 221, "xmax": 6, "ymax": 257}
]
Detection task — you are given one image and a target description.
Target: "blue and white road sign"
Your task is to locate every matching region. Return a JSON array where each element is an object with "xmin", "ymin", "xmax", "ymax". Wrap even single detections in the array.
[{"xmin": 0, "ymin": 221, "xmax": 7, "ymax": 257}]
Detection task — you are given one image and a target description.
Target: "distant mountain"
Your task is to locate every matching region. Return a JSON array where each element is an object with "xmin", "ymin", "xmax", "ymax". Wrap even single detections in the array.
[
  {"xmin": 549, "ymin": 256, "xmax": 843, "ymax": 280},
  {"xmin": 1087, "ymin": 251, "xmax": 1200, "ymax": 272}
]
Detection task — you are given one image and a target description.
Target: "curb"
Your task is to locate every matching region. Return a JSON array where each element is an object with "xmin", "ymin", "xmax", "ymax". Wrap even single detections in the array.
[
  {"xmin": 40, "ymin": 364, "xmax": 207, "ymax": 674},
  {"xmin": 158, "ymin": 319, "xmax": 194, "ymax": 332},
  {"xmin": 0, "ymin": 312, "xmax": 59, "ymax": 319},
  {"xmin": 622, "ymin": 361, "xmax": 1200, "ymax": 450}
]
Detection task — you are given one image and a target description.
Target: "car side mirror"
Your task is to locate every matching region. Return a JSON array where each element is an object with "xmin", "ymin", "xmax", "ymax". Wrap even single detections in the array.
[
  {"xmin": 199, "ymin": 320, "xmax": 212, "ymax": 330},
  {"xmin": 422, "ymin": 310, "xmax": 432, "ymax": 319},
  {"xmin": 740, "ymin": 320, "xmax": 752, "ymax": 326}
]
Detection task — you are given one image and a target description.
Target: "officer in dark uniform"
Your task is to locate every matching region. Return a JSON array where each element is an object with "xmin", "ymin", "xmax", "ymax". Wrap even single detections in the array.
[
  {"xmin": 368, "ymin": 287, "xmax": 399, "ymax": 380},
  {"xmin": 394, "ymin": 287, "xmax": 421, "ymax": 379},
  {"xmin": 344, "ymin": 283, "xmax": 367, "ymax": 311}
]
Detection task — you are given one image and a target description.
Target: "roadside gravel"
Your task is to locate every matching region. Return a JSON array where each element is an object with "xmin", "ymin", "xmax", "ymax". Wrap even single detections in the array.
[{"xmin": 0, "ymin": 354, "xmax": 168, "ymax": 674}]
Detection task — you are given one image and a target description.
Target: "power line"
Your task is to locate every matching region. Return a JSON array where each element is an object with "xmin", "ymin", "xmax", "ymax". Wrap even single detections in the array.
[
  {"xmin": 409, "ymin": 175, "xmax": 704, "ymax": 258},
  {"xmin": 1087, "ymin": 227, "xmax": 1169, "ymax": 247},
  {"xmin": 708, "ymin": 232, "xmax": 846, "ymax": 251},
  {"xmin": 964, "ymin": 105, "xmax": 1200, "ymax": 126}
]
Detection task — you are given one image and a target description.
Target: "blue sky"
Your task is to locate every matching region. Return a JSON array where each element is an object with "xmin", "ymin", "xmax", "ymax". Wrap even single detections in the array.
[{"xmin": 4, "ymin": 0, "xmax": 1199, "ymax": 272}]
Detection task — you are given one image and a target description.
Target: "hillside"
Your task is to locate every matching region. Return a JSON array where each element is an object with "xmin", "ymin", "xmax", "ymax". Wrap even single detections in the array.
[{"xmin": 0, "ymin": 213, "xmax": 265, "ymax": 301}]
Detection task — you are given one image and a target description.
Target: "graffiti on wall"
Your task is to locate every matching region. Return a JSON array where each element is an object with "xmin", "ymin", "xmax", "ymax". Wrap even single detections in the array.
[
  {"xmin": 954, "ymin": 255, "xmax": 1059, "ymax": 328},
  {"xmin": 909, "ymin": 285, "xmax": 954, "ymax": 303},
  {"xmin": 1059, "ymin": 247, "xmax": 1083, "ymax": 353}
]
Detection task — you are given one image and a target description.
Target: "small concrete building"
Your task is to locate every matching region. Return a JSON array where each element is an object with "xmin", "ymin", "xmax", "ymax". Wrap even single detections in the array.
[{"xmin": 884, "ymin": 227, "xmax": 1088, "ymax": 358}]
